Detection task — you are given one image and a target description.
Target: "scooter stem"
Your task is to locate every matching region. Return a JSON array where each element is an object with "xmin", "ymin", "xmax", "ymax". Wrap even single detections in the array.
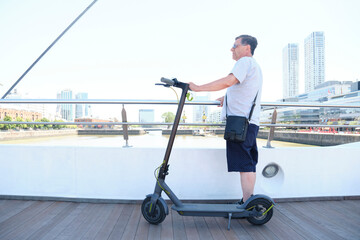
[{"xmin": 158, "ymin": 81, "xmax": 189, "ymax": 179}]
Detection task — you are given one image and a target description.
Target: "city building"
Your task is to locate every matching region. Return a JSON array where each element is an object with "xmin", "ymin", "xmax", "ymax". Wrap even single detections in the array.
[
  {"xmin": 2, "ymin": 89, "xmax": 47, "ymax": 119},
  {"xmin": 319, "ymin": 87, "xmax": 360, "ymax": 125},
  {"xmin": 193, "ymin": 93, "xmax": 210, "ymax": 123},
  {"xmin": 304, "ymin": 31, "xmax": 325, "ymax": 93},
  {"xmin": 293, "ymin": 81, "xmax": 352, "ymax": 103},
  {"xmin": 283, "ymin": 43, "xmax": 299, "ymax": 98},
  {"xmin": 57, "ymin": 89, "xmax": 73, "ymax": 121},
  {"xmin": 75, "ymin": 92, "xmax": 90, "ymax": 119},
  {"xmin": 263, "ymin": 80, "xmax": 360, "ymax": 126},
  {"xmin": 208, "ymin": 108, "xmax": 222, "ymax": 123},
  {"xmin": 0, "ymin": 108, "xmax": 42, "ymax": 121},
  {"xmin": 139, "ymin": 109, "xmax": 155, "ymax": 127}
]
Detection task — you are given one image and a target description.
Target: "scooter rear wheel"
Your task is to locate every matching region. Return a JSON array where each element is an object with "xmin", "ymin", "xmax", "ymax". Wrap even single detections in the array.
[
  {"xmin": 141, "ymin": 197, "xmax": 166, "ymax": 225},
  {"xmin": 246, "ymin": 198, "xmax": 273, "ymax": 225}
]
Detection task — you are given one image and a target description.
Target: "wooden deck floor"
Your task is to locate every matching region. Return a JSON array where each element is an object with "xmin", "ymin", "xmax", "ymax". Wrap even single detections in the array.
[{"xmin": 0, "ymin": 199, "xmax": 359, "ymax": 240}]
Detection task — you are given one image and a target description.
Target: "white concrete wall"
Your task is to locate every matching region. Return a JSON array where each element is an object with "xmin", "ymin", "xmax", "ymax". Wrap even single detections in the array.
[{"xmin": 0, "ymin": 144, "xmax": 359, "ymax": 200}]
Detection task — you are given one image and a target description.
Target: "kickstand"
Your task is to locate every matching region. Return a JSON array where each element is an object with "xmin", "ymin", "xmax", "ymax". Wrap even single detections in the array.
[{"xmin": 227, "ymin": 213, "xmax": 232, "ymax": 230}]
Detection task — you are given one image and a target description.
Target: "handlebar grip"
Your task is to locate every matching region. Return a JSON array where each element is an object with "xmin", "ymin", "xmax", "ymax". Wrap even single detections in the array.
[{"xmin": 161, "ymin": 77, "xmax": 175, "ymax": 86}]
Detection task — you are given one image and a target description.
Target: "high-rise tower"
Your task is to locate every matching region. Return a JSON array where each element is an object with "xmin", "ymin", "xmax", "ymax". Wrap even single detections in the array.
[
  {"xmin": 58, "ymin": 89, "xmax": 73, "ymax": 121},
  {"xmin": 283, "ymin": 43, "xmax": 299, "ymax": 98},
  {"xmin": 304, "ymin": 31, "xmax": 325, "ymax": 93},
  {"xmin": 75, "ymin": 92, "xmax": 89, "ymax": 119}
]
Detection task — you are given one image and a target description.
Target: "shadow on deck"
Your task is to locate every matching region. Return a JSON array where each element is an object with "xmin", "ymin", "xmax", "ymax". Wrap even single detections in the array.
[{"xmin": 0, "ymin": 199, "xmax": 359, "ymax": 240}]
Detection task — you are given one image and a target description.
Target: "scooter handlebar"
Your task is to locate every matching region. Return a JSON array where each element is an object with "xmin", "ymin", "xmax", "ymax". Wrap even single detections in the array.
[{"xmin": 161, "ymin": 77, "xmax": 177, "ymax": 86}]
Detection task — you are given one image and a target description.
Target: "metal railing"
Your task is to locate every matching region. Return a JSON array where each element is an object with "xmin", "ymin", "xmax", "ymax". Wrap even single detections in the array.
[
  {"xmin": 1, "ymin": 99, "xmax": 360, "ymax": 107},
  {"xmin": 1, "ymin": 99, "xmax": 360, "ymax": 147}
]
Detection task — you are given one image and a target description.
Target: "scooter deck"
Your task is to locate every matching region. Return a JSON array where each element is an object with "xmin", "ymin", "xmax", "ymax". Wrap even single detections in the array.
[{"xmin": 172, "ymin": 203, "xmax": 247, "ymax": 217}]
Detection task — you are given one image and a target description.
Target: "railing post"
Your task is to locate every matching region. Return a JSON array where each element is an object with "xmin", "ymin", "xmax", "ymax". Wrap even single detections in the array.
[
  {"xmin": 121, "ymin": 104, "xmax": 132, "ymax": 148},
  {"xmin": 264, "ymin": 108, "xmax": 277, "ymax": 148}
]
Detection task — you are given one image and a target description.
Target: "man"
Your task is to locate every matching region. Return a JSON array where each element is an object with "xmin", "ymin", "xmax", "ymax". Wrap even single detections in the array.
[{"xmin": 189, "ymin": 35, "xmax": 262, "ymax": 203}]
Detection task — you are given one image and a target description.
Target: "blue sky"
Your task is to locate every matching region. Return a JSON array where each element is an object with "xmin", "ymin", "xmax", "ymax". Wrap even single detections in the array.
[{"xmin": 0, "ymin": 0, "xmax": 359, "ymax": 119}]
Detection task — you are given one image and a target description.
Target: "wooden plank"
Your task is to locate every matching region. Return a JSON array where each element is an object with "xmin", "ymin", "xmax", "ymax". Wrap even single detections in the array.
[
  {"xmin": 243, "ymin": 220, "xmax": 279, "ymax": 240},
  {"xmin": 93, "ymin": 204, "xmax": 124, "ymax": 240},
  {"xmin": 0, "ymin": 200, "xmax": 21, "ymax": 213},
  {"xmin": 183, "ymin": 216, "xmax": 199, "ymax": 240},
  {"xmin": 171, "ymin": 209, "xmax": 187, "ymax": 240},
  {"xmin": 0, "ymin": 200, "xmax": 35, "ymax": 224},
  {"xmin": 280, "ymin": 202, "xmax": 345, "ymax": 240},
  {"xmin": 121, "ymin": 204, "xmax": 141, "ymax": 240},
  {"xmin": 204, "ymin": 217, "xmax": 225, "ymax": 240},
  {"xmin": 147, "ymin": 223, "xmax": 161, "ymax": 240},
  {"xmin": 134, "ymin": 205, "xmax": 150, "ymax": 240},
  {"xmin": 37, "ymin": 203, "xmax": 87, "ymax": 240},
  {"xmin": 215, "ymin": 216, "xmax": 252, "ymax": 240},
  {"xmin": 193, "ymin": 217, "xmax": 213, "ymax": 240},
  {"xmin": 0, "ymin": 199, "xmax": 358, "ymax": 240},
  {"xmin": 275, "ymin": 204, "xmax": 320, "ymax": 240},
  {"xmin": 304, "ymin": 201, "xmax": 360, "ymax": 240},
  {"xmin": 54, "ymin": 203, "xmax": 98, "ymax": 240},
  {"xmin": 107, "ymin": 204, "xmax": 135, "ymax": 240},
  {"xmin": 310, "ymin": 201, "xmax": 360, "ymax": 227},
  {"xmin": 325, "ymin": 201, "xmax": 360, "ymax": 226},
  {"xmin": 291, "ymin": 201, "xmax": 352, "ymax": 239},
  {"xmin": 26, "ymin": 202, "xmax": 79, "ymax": 240},
  {"xmin": 69, "ymin": 203, "xmax": 106, "ymax": 239},
  {"xmin": 238, "ymin": 220, "xmax": 268, "ymax": 240},
  {"xmin": 0, "ymin": 201, "xmax": 53, "ymax": 239},
  {"xmin": 214, "ymin": 217, "xmax": 239, "ymax": 240},
  {"xmin": 336, "ymin": 200, "xmax": 360, "ymax": 218},
  {"xmin": 80, "ymin": 203, "xmax": 115, "ymax": 240},
  {"xmin": 5, "ymin": 202, "xmax": 70, "ymax": 240},
  {"xmin": 160, "ymin": 207, "xmax": 173, "ymax": 240},
  {"xmin": 265, "ymin": 210, "xmax": 306, "ymax": 240}
]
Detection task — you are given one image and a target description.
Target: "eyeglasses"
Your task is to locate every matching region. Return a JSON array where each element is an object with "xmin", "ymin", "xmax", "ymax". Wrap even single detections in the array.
[
  {"xmin": 232, "ymin": 43, "xmax": 246, "ymax": 49},
  {"xmin": 232, "ymin": 44, "xmax": 239, "ymax": 49}
]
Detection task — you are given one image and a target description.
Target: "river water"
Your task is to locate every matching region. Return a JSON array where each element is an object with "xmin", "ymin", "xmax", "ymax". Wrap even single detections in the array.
[{"xmin": 0, "ymin": 131, "xmax": 313, "ymax": 148}]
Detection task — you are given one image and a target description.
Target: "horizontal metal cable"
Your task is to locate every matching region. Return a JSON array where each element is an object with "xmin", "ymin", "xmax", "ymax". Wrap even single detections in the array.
[
  {"xmin": 1, "ymin": 99, "xmax": 360, "ymax": 108},
  {"xmin": 1, "ymin": 121, "xmax": 359, "ymax": 128}
]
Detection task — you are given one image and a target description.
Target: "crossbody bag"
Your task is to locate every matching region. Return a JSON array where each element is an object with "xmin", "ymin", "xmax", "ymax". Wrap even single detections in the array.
[{"xmin": 224, "ymin": 92, "xmax": 258, "ymax": 143}]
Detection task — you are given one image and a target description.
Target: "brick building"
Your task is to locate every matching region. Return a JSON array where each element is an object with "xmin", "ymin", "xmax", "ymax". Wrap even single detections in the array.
[
  {"xmin": 75, "ymin": 118, "xmax": 113, "ymax": 128},
  {"xmin": 0, "ymin": 108, "xmax": 42, "ymax": 121}
]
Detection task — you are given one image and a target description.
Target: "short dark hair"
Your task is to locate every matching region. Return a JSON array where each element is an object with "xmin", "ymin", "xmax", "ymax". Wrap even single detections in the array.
[{"xmin": 236, "ymin": 35, "xmax": 258, "ymax": 55}]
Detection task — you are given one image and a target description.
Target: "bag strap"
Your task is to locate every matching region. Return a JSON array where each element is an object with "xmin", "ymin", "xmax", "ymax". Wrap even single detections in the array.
[
  {"xmin": 226, "ymin": 91, "xmax": 258, "ymax": 121},
  {"xmin": 248, "ymin": 92, "xmax": 258, "ymax": 121}
]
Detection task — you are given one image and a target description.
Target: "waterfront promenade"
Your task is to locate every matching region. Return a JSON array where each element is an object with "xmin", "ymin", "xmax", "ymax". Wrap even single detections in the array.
[
  {"xmin": 0, "ymin": 199, "xmax": 359, "ymax": 239},
  {"xmin": 1, "ymin": 128, "xmax": 360, "ymax": 146}
]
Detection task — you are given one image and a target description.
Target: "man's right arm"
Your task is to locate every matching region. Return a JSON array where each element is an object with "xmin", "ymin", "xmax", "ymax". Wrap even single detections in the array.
[{"xmin": 188, "ymin": 74, "xmax": 239, "ymax": 92}]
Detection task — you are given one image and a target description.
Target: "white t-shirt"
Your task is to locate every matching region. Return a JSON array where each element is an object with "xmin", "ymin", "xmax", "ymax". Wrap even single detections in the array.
[{"xmin": 221, "ymin": 56, "xmax": 263, "ymax": 126}]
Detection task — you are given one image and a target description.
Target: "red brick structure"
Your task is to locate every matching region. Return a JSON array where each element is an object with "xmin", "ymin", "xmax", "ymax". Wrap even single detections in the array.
[
  {"xmin": 0, "ymin": 108, "xmax": 42, "ymax": 121},
  {"xmin": 75, "ymin": 118, "xmax": 113, "ymax": 128}
]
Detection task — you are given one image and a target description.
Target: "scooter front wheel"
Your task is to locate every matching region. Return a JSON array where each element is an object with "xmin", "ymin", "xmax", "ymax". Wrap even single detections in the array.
[
  {"xmin": 246, "ymin": 198, "xmax": 274, "ymax": 225},
  {"xmin": 141, "ymin": 197, "xmax": 166, "ymax": 225}
]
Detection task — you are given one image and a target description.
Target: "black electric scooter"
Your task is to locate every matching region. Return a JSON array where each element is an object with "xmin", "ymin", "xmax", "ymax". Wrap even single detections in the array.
[{"xmin": 141, "ymin": 77, "xmax": 274, "ymax": 230}]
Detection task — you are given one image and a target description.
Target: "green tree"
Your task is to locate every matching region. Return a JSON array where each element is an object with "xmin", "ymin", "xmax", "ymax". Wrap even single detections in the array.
[
  {"xmin": 161, "ymin": 112, "xmax": 175, "ymax": 123},
  {"xmin": 162, "ymin": 112, "xmax": 175, "ymax": 129},
  {"xmin": 53, "ymin": 120, "xmax": 66, "ymax": 129},
  {"xmin": 15, "ymin": 117, "xmax": 26, "ymax": 129},
  {"xmin": 1, "ymin": 116, "xmax": 15, "ymax": 130},
  {"xmin": 26, "ymin": 118, "xmax": 34, "ymax": 129},
  {"xmin": 34, "ymin": 119, "xmax": 43, "ymax": 129},
  {"xmin": 41, "ymin": 118, "xmax": 52, "ymax": 129}
]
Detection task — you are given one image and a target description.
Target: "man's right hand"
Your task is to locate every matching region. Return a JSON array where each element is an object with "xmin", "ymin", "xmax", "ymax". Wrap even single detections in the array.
[
  {"xmin": 216, "ymin": 96, "xmax": 224, "ymax": 107},
  {"xmin": 188, "ymin": 82, "xmax": 199, "ymax": 92}
]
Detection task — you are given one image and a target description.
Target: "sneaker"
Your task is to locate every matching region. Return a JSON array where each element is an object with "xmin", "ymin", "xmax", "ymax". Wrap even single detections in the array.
[
  {"xmin": 224, "ymin": 199, "xmax": 246, "ymax": 219},
  {"xmin": 237, "ymin": 198, "xmax": 244, "ymax": 205}
]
